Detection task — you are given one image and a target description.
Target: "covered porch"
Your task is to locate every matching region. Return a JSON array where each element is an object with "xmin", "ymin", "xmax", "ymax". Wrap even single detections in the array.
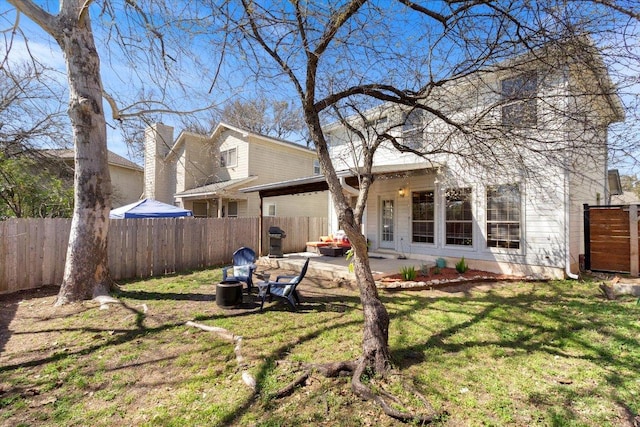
[
  {"xmin": 176, "ymin": 177, "xmax": 257, "ymax": 218},
  {"xmin": 240, "ymin": 162, "xmax": 440, "ymax": 257}
]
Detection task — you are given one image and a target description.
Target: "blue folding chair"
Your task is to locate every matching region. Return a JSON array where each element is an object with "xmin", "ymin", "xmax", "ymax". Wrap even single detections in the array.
[
  {"xmin": 222, "ymin": 247, "xmax": 257, "ymax": 292},
  {"xmin": 259, "ymin": 258, "xmax": 310, "ymax": 311}
]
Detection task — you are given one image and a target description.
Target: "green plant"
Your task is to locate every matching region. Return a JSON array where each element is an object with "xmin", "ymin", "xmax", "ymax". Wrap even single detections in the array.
[
  {"xmin": 400, "ymin": 266, "xmax": 417, "ymax": 281},
  {"xmin": 455, "ymin": 257, "xmax": 469, "ymax": 273},
  {"xmin": 345, "ymin": 248, "xmax": 354, "ymax": 273},
  {"xmin": 420, "ymin": 263, "xmax": 430, "ymax": 275},
  {"xmin": 344, "ymin": 241, "xmax": 370, "ymax": 273},
  {"xmin": 432, "ymin": 266, "xmax": 441, "ymax": 275}
]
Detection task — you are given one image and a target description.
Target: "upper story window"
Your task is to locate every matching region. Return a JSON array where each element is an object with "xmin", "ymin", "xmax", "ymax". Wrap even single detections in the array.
[
  {"xmin": 445, "ymin": 188, "xmax": 473, "ymax": 246},
  {"xmin": 486, "ymin": 184, "xmax": 520, "ymax": 249},
  {"xmin": 313, "ymin": 159, "xmax": 321, "ymax": 175},
  {"xmin": 220, "ymin": 147, "xmax": 237, "ymax": 167},
  {"xmin": 402, "ymin": 110, "xmax": 424, "ymax": 150},
  {"xmin": 501, "ymin": 72, "xmax": 538, "ymax": 127}
]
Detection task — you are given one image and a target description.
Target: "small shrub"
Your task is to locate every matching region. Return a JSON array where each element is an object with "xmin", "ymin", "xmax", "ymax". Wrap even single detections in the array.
[
  {"xmin": 400, "ymin": 266, "xmax": 417, "ymax": 281},
  {"xmin": 455, "ymin": 257, "xmax": 469, "ymax": 273},
  {"xmin": 432, "ymin": 266, "xmax": 441, "ymax": 275},
  {"xmin": 420, "ymin": 263, "xmax": 430, "ymax": 276}
]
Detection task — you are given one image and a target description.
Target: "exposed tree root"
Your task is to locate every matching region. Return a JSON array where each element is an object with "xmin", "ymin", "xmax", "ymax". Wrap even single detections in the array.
[
  {"xmin": 185, "ymin": 321, "xmax": 256, "ymax": 390},
  {"xmin": 273, "ymin": 359, "xmax": 442, "ymax": 424},
  {"xmin": 273, "ymin": 371, "xmax": 310, "ymax": 398},
  {"xmin": 351, "ymin": 360, "xmax": 441, "ymax": 424}
]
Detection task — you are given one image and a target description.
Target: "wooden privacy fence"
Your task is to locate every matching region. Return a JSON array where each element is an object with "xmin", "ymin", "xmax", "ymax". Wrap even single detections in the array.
[
  {"xmin": 0, "ymin": 216, "xmax": 327, "ymax": 294},
  {"xmin": 584, "ymin": 204, "xmax": 639, "ymax": 276}
]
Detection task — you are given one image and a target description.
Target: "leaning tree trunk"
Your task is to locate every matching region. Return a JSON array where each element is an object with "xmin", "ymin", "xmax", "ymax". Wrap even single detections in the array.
[
  {"xmin": 54, "ymin": 8, "xmax": 112, "ymax": 305},
  {"xmin": 345, "ymin": 225, "xmax": 391, "ymax": 372},
  {"xmin": 307, "ymin": 110, "xmax": 392, "ymax": 374}
]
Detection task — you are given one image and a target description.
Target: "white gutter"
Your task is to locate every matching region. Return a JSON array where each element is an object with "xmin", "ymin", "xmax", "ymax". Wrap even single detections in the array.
[{"xmin": 340, "ymin": 177, "xmax": 360, "ymax": 195}]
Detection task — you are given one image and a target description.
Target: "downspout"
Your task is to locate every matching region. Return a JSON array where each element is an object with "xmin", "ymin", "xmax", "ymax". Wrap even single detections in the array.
[
  {"xmin": 563, "ymin": 63, "xmax": 579, "ymax": 280},
  {"xmin": 564, "ymin": 140, "xmax": 579, "ymax": 280},
  {"xmin": 340, "ymin": 177, "xmax": 363, "ymax": 234},
  {"xmin": 258, "ymin": 192, "xmax": 264, "ymax": 257}
]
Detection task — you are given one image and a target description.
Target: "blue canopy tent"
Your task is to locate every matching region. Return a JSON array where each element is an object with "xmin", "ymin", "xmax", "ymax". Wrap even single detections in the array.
[{"xmin": 110, "ymin": 199, "xmax": 193, "ymax": 219}]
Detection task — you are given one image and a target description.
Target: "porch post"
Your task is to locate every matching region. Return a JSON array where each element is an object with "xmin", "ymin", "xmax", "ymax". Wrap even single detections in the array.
[{"xmin": 583, "ymin": 204, "xmax": 591, "ymax": 271}]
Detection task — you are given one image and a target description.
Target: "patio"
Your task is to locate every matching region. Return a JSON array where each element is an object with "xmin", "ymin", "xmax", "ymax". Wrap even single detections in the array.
[{"xmin": 257, "ymin": 252, "xmax": 431, "ymax": 281}]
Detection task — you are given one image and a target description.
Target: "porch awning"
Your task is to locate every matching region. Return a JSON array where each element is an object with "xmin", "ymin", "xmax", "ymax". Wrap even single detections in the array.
[
  {"xmin": 240, "ymin": 162, "xmax": 440, "ymax": 198},
  {"xmin": 175, "ymin": 176, "xmax": 258, "ymax": 199}
]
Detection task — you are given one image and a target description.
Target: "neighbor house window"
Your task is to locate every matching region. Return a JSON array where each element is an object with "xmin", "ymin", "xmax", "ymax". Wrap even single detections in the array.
[
  {"xmin": 486, "ymin": 184, "xmax": 521, "ymax": 249},
  {"xmin": 501, "ymin": 72, "xmax": 537, "ymax": 127},
  {"xmin": 313, "ymin": 159, "xmax": 321, "ymax": 175},
  {"xmin": 220, "ymin": 147, "xmax": 237, "ymax": 167},
  {"xmin": 265, "ymin": 203, "xmax": 276, "ymax": 217},
  {"xmin": 412, "ymin": 190, "xmax": 435, "ymax": 243},
  {"xmin": 445, "ymin": 188, "xmax": 473, "ymax": 246},
  {"xmin": 192, "ymin": 201, "xmax": 208, "ymax": 218},
  {"xmin": 227, "ymin": 201, "xmax": 238, "ymax": 218}
]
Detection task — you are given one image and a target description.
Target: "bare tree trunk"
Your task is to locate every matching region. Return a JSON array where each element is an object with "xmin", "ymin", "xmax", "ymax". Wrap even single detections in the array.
[
  {"xmin": 310, "ymin": 112, "xmax": 391, "ymax": 373},
  {"xmin": 349, "ymin": 230, "xmax": 391, "ymax": 372},
  {"xmin": 54, "ymin": 9, "xmax": 112, "ymax": 304}
]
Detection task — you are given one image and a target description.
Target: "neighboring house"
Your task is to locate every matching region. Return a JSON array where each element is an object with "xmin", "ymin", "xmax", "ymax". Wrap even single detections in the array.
[
  {"xmin": 611, "ymin": 191, "xmax": 640, "ymax": 205},
  {"xmin": 244, "ymin": 40, "xmax": 624, "ymax": 279},
  {"xmin": 144, "ymin": 122, "xmax": 327, "ymax": 218},
  {"xmin": 40, "ymin": 149, "xmax": 144, "ymax": 208}
]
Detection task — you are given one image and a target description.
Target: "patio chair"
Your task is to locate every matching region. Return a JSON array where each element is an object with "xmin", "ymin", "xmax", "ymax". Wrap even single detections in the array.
[
  {"xmin": 259, "ymin": 258, "xmax": 310, "ymax": 311},
  {"xmin": 222, "ymin": 247, "xmax": 257, "ymax": 292}
]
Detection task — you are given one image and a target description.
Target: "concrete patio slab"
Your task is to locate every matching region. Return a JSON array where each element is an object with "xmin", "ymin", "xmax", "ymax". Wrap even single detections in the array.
[{"xmin": 256, "ymin": 252, "xmax": 434, "ymax": 281}]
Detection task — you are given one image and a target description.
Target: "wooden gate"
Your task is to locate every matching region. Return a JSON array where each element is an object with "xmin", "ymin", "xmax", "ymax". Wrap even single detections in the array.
[{"xmin": 584, "ymin": 204, "xmax": 640, "ymax": 275}]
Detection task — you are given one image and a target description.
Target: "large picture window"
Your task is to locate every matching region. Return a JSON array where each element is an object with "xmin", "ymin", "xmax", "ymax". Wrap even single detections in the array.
[
  {"xmin": 501, "ymin": 72, "xmax": 537, "ymax": 127},
  {"xmin": 445, "ymin": 188, "xmax": 473, "ymax": 246},
  {"xmin": 220, "ymin": 147, "xmax": 237, "ymax": 167},
  {"xmin": 412, "ymin": 190, "xmax": 435, "ymax": 243},
  {"xmin": 486, "ymin": 184, "xmax": 521, "ymax": 249}
]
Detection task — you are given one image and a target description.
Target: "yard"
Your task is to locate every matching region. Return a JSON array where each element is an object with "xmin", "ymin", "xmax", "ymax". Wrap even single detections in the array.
[{"xmin": 1, "ymin": 266, "xmax": 639, "ymax": 426}]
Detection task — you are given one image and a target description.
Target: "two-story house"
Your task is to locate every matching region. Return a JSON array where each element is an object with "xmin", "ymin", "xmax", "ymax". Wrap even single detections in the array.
[
  {"xmin": 243, "ymin": 40, "xmax": 624, "ymax": 279},
  {"xmin": 40, "ymin": 149, "xmax": 144, "ymax": 208},
  {"xmin": 144, "ymin": 122, "xmax": 327, "ymax": 218}
]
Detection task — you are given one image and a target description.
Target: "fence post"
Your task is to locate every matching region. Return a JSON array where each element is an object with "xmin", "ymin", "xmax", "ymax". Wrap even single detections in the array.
[
  {"xmin": 630, "ymin": 205, "xmax": 639, "ymax": 277},
  {"xmin": 583, "ymin": 204, "xmax": 591, "ymax": 271}
]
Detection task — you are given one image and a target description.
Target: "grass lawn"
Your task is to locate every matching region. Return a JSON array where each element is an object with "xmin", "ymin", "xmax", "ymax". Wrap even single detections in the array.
[{"xmin": 1, "ymin": 268, "xmax": 639, "ymax": 426}]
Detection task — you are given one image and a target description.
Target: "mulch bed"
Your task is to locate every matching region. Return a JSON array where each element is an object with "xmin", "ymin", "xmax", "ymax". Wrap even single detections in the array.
[{"xmin": 375, "ymin": 267, "xmax": 527, "ymax": 291}]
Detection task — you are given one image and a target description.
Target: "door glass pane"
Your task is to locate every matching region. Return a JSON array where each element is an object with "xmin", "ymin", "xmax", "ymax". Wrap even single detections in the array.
[{"xmin": 381, "ymin": 199, "xmax": 394, "ymax": 242}]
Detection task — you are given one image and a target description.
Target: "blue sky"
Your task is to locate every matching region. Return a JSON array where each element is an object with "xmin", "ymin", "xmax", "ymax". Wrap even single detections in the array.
[{"xmin": 1, "ymin": 1, "xmax": 639, "ymax": 176}]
